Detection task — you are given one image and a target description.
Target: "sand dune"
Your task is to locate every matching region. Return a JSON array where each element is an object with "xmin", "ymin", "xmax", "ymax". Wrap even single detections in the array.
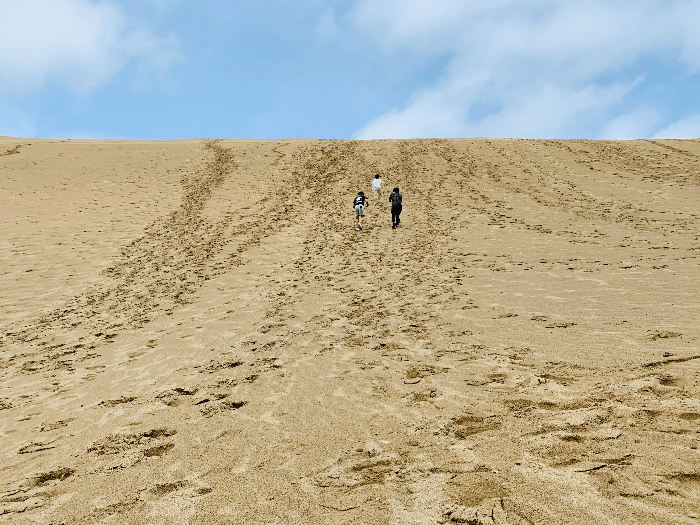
[{"xmin": 0, "ymin": 136, "xmax": 698, "ymax": 524}]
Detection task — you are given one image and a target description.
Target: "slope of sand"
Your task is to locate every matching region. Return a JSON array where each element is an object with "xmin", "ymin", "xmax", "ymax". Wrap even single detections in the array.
[{"xmin": 0, "ymin": 136, "xmax": 698, "ymax": 524}]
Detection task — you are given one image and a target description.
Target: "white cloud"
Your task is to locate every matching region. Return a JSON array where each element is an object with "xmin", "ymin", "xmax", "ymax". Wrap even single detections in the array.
[
  {"xmin": 653, "ymin": 114, "xmax": 700, "ymax": 139},
  {"xmin": 600, "ymin": 106, "xmax": 663, "ymax": 140},
  {"xmin": 341, "ymin": 0, "xmax": 700, "ymax": 139},
  {"xmin": 0, "ymin": 0, "xmax": 182, "ymax": 94},
  {"xmin": 357, "ymin": 79, "xmax": 641, "ymax": 139},
  {"xmin": 476, "ymin": 82, "xmax": 639, "ymax": 139}
]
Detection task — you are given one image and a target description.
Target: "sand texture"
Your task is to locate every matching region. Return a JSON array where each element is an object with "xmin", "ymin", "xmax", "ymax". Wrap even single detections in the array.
[{"xmin": 1, "ymin": 137, "xmax": 699, "ymax": 524}]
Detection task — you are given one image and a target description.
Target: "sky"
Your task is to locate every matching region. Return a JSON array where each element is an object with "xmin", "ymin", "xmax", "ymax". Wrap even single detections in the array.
[{"xmin": 1, "ymin": 0, "xmax": 700, "ymax": 140}]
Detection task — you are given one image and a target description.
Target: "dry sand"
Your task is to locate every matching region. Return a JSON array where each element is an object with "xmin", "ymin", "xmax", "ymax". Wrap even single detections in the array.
[{"xmin": 0, "ymin": 136, "xmax": 698, "ymax": 524}]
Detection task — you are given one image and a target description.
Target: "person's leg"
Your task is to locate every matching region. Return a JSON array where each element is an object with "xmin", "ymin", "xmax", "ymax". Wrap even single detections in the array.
[
  {"xmin": 396, "ymin": 204, "xmax": 402, "ymax": 226},
  {"xmin": 359, "ymin": 206, "xmax": 364, "ymax": 228},
  {"xmin": 391, "ymin": 206, "xmax": 397, "ymax": 228}
]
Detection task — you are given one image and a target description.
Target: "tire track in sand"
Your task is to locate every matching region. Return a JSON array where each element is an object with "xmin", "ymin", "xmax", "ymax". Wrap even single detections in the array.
[
  {"xmin": 236, "ymin": 140, "xmax": 531, "ymax": 524},
  {"xmin": 0, "ymin": 141, "xmax": 295, "ymax": 380}
]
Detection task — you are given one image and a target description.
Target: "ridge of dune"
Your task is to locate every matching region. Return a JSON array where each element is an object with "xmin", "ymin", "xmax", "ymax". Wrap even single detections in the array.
[{"xmin": 0, "ymin": 137, "xmax": 698, "ymax": 524}]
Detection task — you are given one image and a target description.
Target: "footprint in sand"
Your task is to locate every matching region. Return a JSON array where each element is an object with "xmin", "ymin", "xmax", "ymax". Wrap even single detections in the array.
[
  {"xmin": 0, "ymin": 467, "xmax": 75, "ymax": 516},
  {"xmin": 86, "ymin": 428, "xmax": 177, "ymax": 468},
  {"xmin": 441, "ymin": 472, "xmax": 534, "ymax": 524}
]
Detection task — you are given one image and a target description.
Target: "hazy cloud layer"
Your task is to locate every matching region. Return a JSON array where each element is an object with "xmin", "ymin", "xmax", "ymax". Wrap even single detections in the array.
[
  {"xmin": 653, "ymin": 114, "xmax": 700, "ymax": 139},
  {"xmin": 3, "ymin": 1, "xmax": 699, "ymax": 139},
  {"xmin": 0, "ymin": 0, "xmax": 181, "ymax": 94},
  {"xmin": 341, "ymin": 0, "xmax": 700, "ymax": 139}
]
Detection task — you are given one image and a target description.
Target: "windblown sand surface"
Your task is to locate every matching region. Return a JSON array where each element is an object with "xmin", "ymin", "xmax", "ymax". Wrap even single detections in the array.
[{"xmin": 0, "ymin": 136, "xmax": 698, "ymax": 524}]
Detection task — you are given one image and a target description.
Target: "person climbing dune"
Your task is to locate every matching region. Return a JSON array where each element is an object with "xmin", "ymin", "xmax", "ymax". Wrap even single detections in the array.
[
  {"xmin": 353, "ymin": 191, "xmax": 367, "ymax": 230},
  {"xmin": 389, "ymin": 187, "xmax": 402, "ymax": 229},
  {"xmin": 372, "ymin": 174, "xmax": 382, "ymax": 204}
]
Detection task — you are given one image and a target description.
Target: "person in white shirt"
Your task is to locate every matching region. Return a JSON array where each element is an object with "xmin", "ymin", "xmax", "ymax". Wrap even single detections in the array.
[{"xmin": 371, "ymin": 174, "xmax": 382, "ymax": 204}]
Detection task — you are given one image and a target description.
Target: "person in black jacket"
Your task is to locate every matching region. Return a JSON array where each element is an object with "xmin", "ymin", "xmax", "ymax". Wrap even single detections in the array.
[
  {"xmin": 353, "ymin": 191, "xmax": 367, "ymax": 230},
  {"xmin": 389, "ymin": 187, "xmax": 402, "ymax": 229}
]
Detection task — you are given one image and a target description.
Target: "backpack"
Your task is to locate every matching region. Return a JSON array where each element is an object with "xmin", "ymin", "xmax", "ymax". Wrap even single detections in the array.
[{"xmin": 390, "ymin": 192, "xmax": 402, "ymax": 206}]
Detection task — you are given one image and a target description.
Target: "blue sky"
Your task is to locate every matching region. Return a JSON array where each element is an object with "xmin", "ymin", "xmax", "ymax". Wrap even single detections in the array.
[{"xmin": 2, "ymin": 0, "xmax": 700, "ymax": 139}]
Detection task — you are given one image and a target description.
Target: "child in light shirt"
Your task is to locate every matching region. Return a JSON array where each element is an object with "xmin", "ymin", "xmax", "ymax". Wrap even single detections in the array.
[{"xmin": 371, "ymin": 174, "xmax": 382, "ymax": 204}]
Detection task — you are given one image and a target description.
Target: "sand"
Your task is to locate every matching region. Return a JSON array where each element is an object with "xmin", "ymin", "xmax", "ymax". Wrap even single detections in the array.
[{"xmin": 0, "ymin": 136, "xmax": 698, "ymax": 524}]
